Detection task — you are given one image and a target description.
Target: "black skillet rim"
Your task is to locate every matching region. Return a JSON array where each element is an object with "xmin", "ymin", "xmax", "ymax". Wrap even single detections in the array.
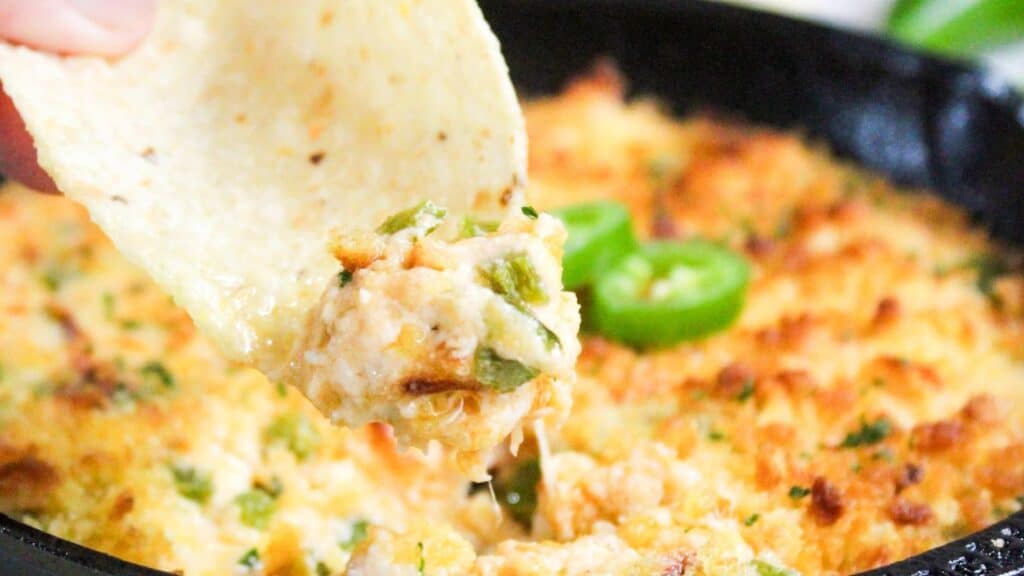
[{"xmin": 3, "ymin": 0, "xmax": 1024, "ymax": 574}]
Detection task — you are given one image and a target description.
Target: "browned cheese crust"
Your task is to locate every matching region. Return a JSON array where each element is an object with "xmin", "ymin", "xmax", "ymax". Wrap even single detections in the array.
[{"xmin": 1, "ymin": 68, "xmax": 1023, "ymax": 575}]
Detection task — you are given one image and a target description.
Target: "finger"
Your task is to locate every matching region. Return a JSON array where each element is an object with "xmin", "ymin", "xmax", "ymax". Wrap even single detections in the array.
[
  {"xmin": 0, "ymin": 85, "xmax": 57, "ymax": 193},
  {"xmin": 0, "ymin": 0, "xmax": 156, "ymax": 57}
]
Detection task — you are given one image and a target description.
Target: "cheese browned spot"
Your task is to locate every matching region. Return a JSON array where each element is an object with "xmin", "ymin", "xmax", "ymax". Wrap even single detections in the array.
[{"xmin": 285, "ymin": 207, "xmax": 580, "ymax": 477}]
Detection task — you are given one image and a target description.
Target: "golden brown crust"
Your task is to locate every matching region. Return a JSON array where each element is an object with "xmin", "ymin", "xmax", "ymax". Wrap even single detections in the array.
[{"xmin": 0, "ymin": 72, "xmax": 1022, "ymax": 574}]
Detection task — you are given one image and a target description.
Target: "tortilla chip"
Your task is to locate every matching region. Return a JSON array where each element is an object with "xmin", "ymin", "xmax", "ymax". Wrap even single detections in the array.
[{"xmin": 0, "ymin": 0, "xmax": 527, "ymax": 372}]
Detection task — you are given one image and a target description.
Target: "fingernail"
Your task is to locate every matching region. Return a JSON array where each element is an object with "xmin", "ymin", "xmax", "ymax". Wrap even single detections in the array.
[{"xmin": 66, "ymin": 0, "xmax": 155, "ymax": 54}]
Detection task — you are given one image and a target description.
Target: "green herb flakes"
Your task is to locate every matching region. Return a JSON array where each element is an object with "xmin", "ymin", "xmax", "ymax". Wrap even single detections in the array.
[
  {"xmin": 840, "ymin": 417, "xmax": 892, "ymax": 448},
  {"xmin": 417, "ymin": 541, "xmax": 426, "ymax": 575},
  {"xmin": 736, "ymin": 379, "xmax": 755, "ymax": 403},
  {"xmin": 521, "ymin": 205, "xmax": 539, "ymax": 219},
  {"xmin": 744, "ymin": 513, "xmax": 760, "ymax": 526},
  {"xmin": 264, "ymin": 413, "xmax": 321, "ymax": 461},
  {"xmin": 788, "ymin": 485, "xmax": 811, "ymax": 499},
  {"xmin": 473, "ymin": 347, "xmax": 539, "ymax": 392},
  {"xmin": 171, "ymin": 466, "xmax": 213, "ymax": 504},
  {"xmin": 238, "ymin": 548, "xmax": 260, "ymax": 570},
  {"xmin": 337, "ymin": 269, "xmax": 353, "ymax": 288},
  {"xmin": 140, "ymin": 361, "xmax": 175, "ymax": 390},
  {"xmin": 377, "ymin": 200, "xmax": 446, "ymax": 235},
  {"xmin": 102, "ymin": 292, "xmax": 116, "ymax": 320}
]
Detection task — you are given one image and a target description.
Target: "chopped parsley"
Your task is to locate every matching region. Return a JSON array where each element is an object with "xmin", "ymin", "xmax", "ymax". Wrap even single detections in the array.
[
  {"xmin": 521, "ymin": 205, "xmax": 539, "ymax": 219},
  {"xmin": 263, "ymin": 413, "xmax": 321, "ymax": 461},
  {"xmin": 840, "ymin": 417, "xmax": 892, "ymax": 448},
  {"xmin": 315, "ymin": 562, "xmax": 331, "ymax": 576},
  {"xmin": 788, "ymin": 485, "xmax": 811, "ymax": 499},
  {"xmin": 936, "ymin": 253, "xmax": 1011, "ymax": 302},
  {"xmin": 494, "ymin": 459, "xmax": 541, "ymax": 528},
  {"xmin": 140, "ymin": 361, "xmax": 175, "ymax": 390},
  {"xmin": 376, "ymin": 200, "xmax": 446, "ymax": 235},
  {"xmin": 275, "ymin": 381, "xmax": 287, "ymax": 397},
  {"xmin": 171, "ymin": 466, "xmax": 213, "ymax": 504},
  {"xmin": 40, "ymin": 266, "xmax": 71, "ymax": 292},
  {"xmin": 473, "ymin": 347, "xmax": 539, "ymax": 392},
  {"xmin": 744, "ymin": 513, "xmax": 760, "ymax": 526},
  {"xmin": 236, "ymin": 486, "xmax": 278, "ymax": 529},
  {"xmin": 736, "ymin": 379, "xmax": 755, "ymax": 402},
  {"xmin": 459, "ymin": 217, "xmax": 499, "ymax": 238},
  {"xmin": 339, "ymin": 519, "xmax": 369, "ymax": 551},
  {"xmin": 238, "ymin": 548, "xmax": 260, "ymax": 570},
  {"xmin": 417, "ymin": 541, "xmax": 426, "ymax": 575},
  {"xmin": 337, "ymin": 269, "xmax": 353, "ymax": 288},
  {"xmin": 708, "ymin": 430, "xmax": 726, "ymax": 442},
  {"xmin": 102, "ymin": 292, "xmax": 116, "ymax": 320}
]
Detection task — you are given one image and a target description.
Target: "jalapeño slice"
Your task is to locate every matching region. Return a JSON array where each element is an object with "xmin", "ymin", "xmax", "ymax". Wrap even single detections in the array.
[
  {"xmin": 593, "ymin": 240, "xmax": 750, "ymax": 348},
  {"xmin": 550, "ymin": 201, "xmax": 637, "ymax": 290}
]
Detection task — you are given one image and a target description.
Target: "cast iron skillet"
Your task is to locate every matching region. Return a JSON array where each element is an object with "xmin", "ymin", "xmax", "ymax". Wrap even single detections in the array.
[{"xmin": 2, "ymin": 0, "xmax": 1024, "ymax": 574}]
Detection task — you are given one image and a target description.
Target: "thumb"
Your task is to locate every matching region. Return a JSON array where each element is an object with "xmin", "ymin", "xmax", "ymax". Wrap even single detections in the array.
[{"xmin": 0, "ymin": 0, "xmax": 156, "ymax": 57}]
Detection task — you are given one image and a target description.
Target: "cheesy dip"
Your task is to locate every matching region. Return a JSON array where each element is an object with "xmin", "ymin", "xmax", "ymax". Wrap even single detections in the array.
[
  {"xmin": 287, "ymin": 205, "xmax": 579, "ymax": 478},
  {"xmin": 2, "ymin": 70, "xmax": 1024, "ymax": 575}
]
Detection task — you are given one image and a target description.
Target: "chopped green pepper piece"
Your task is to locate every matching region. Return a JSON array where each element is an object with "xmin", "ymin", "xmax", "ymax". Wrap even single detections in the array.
[
  {"xmin": 459, "ymin": 217, "xmax": 499, "ymax": 238},
  {"xmin": 481, "ymin": 252, "xmax": 548, "ymax": 308},
  {"xmin": 171, "ymin": 466, "xmax": 213, "ymax": 504},
  {"xmin": 840, "ymin": 418, "xmax": 892, "ymax": 448},
  {"xmin": 752, "ymin": 559, "xmax": 798, "ymax": 576},
  {"xmin": 494, "ymin": 458, "xmax": 541, "ymax": 528},
  {"xmin": 264, "ymin": 414, "xmax": 321, "ymax": 461},
  {"xmin": 887, "ymin": 0, "xmax": 1024, "ymax": 55},
  {"xmin": 236, "ymin": 487, "xmax": 277, "ymax": 529},
  {"xmin": 473, "ymin": 347, "xmax": 539, "ymax": 392},
  {"xmin": 551, "ymin": 201, "xmax": 638, "ymax": 290},
  {"xmin": 340, "ymin": 519, "xmax": 369, "ymax": 551},
  {"xmin": 376, "ymin": 200, "xmax": 446, "ymax": 235},
  {"xmin": 592, "ymin": 240, "xmax": 750, "ymax": 348}
]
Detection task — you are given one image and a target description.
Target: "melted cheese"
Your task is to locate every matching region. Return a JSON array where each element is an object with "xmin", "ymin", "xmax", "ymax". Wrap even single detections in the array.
[
  {"xmin": 1, "ymin": 71, "xmax": 1023, "ymax": 575},
  {"xmin": 286, "ymin": 210, "xmax": 579, "ymax": 477}
]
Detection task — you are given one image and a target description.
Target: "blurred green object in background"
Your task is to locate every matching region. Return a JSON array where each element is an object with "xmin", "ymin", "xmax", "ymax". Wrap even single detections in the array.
[{"xmin": 887, "ymin": 0, "xmax": 1024, "ymax": 56}]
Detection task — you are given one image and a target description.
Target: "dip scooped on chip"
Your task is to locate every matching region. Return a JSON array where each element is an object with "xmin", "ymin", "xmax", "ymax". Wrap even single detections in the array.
[{"xmin": 0, "ymin": 0, "xmax": 580, "ymax": 477}]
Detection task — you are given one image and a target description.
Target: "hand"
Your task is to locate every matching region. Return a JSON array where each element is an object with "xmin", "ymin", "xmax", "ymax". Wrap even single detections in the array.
[{"xmin": 0, "ymin": 0, "xmax": 155, "ymax": 192}]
